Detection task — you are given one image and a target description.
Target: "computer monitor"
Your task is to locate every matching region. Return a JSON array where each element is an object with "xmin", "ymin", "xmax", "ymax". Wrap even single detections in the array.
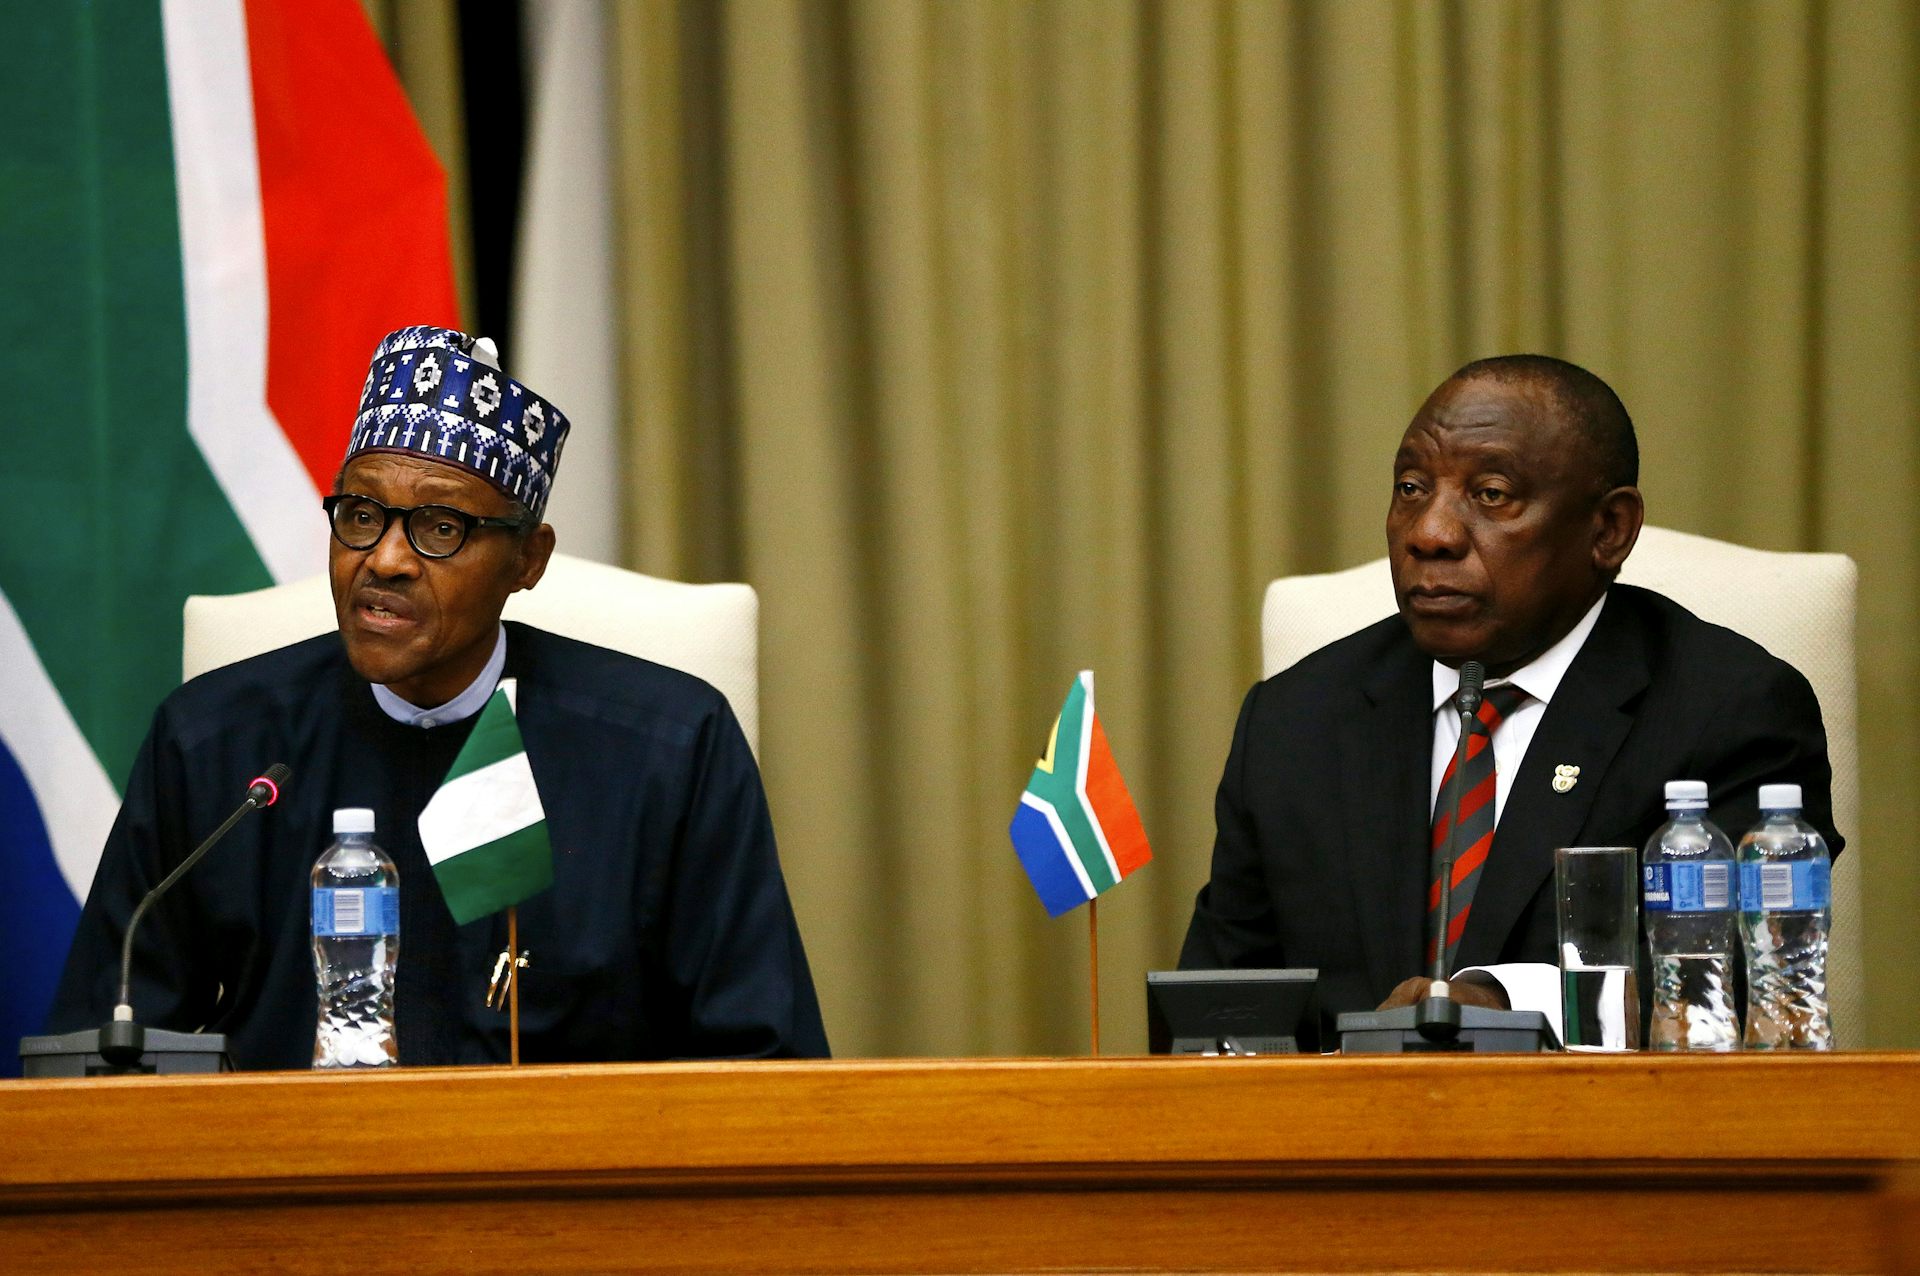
[{"xmin": 1146, "ymin": 968, "xmax": 1320, "ymax": 1055}]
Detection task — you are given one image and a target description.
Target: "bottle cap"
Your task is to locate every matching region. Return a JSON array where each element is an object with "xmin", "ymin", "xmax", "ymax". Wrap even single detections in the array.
[
  {"xmin": 1757, "ymin": 783, "xmax": 1802, "ymax": 812},
  {"xmin": 1664, "ymin": 779, "xmax": 1709, "ymax": 806},
  {"xmin": 333, "ymin": 807, "xmax": 376, "ymax": 834}
]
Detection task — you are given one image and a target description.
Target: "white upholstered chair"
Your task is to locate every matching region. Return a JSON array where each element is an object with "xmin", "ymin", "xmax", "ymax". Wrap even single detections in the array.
[
  {"xmin": 182, "ymin": 554, "xmax": 762, "ymax": 756},
  {"xmin": 1260, "ymin": 525, "xmax": 1863, "ymax": 1046}
]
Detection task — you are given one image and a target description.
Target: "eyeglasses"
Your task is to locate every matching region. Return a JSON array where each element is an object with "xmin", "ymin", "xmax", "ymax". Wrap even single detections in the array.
[{"xmin": 323, "ymin": 494, "xmax": 526, "ymax": 560}]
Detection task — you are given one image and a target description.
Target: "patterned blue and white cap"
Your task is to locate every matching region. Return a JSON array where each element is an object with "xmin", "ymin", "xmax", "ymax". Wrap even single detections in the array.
[{"xmin": 347, "ymin": 325, "xmax": 570, "ymax": 517}]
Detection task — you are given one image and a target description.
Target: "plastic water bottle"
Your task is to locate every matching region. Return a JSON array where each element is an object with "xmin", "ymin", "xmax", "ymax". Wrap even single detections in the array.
[
  {"xmin": 1738, "ymin": 783, "xmax": 1832, "ymax": 1050},
  {"xmin": 312, "ymin": 808, "xmax": 400, "ymax": 1068},
  {"xmin": 1642, "ymin": 780, "xmax": 1739, "ymax": 1051}
]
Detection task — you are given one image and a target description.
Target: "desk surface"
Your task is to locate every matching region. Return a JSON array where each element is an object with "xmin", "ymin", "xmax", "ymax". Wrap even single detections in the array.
[{"xmin": 5, "ymin": 1054, "xmax": 1919, "ymax": 1274}]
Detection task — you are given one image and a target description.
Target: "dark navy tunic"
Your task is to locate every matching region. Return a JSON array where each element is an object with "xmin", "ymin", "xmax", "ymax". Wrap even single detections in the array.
[{"xmin": 49, "ymin": 622, "xmax": 829, "ymax": 1068}]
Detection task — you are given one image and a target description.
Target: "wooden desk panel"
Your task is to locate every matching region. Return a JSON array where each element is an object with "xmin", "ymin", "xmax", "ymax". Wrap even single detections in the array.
[{"xmin": 3, "ymin": 1054, "xmax": 1916, "ymax": 1274}]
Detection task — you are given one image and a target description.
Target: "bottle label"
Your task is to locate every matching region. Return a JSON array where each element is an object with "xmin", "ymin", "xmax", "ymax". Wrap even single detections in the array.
[
  {"xmin": 1738, "ymin": 860, "xmax": 1831, "ymax": 911},
  {"xmin": 313, "ymin": 887, "xmax": 400, "ymax": 937},
  {"xmin": 1643, "ymin": 862, "xmax": 1732, "ymax": 913}
]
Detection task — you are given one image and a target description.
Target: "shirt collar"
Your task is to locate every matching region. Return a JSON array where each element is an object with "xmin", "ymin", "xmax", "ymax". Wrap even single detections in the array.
[
  {"xmin": 371, "ymin": 624, "xmax": 507, "ymax": 729},
  {"xmin": 1430, "ymin": 592, "xmax": 1608, "ymax": 713}
]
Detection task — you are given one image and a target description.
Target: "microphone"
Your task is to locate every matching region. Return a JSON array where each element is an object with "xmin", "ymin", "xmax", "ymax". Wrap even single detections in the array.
[
  {"xmin": 1409, "ymin": 661, "xmax": 1490, "ymax": 1042},
  {"xmin": 1453, "ymin": 658, "xmax": 1485, "ymax": 719},
  {"xmin": 1427, "ymin": 661, "xmax": 1486, "ymax": 991},
  {"xmin": 1334, "ymin": 661, "xmax": 1552, "ymax": 1052},
  {"xmin": 91, "ymin": 765, "xmax": 290, "ymax": 1070},
  {"xmin": 247, "ymin": 765, "xmax": 289, "ymax": 808}
]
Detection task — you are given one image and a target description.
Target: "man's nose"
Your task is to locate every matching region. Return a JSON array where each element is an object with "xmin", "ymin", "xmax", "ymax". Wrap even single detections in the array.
[
  {"xmin": 365, "ymin": 514, "xmax": 423, "ymax": 578},
  {"xmin": 1407, "ymin": 492, "xmax": 1469, "ymax": 557}
]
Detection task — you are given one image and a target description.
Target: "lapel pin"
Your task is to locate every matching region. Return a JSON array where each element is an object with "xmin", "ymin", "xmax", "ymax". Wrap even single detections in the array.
[
  {"xmin": 1552, "ymin": 763, "xmax": 1581, "ymax": 794},
  {"xmin": 485, "ymin": 947, "xmax": 530, "ymax": 1010}
]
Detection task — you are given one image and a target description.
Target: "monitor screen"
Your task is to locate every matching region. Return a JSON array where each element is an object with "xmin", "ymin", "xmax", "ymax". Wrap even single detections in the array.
[{"xmin": 1146, "ymin": 968, "xmax": 1320, "ymax": 1055}]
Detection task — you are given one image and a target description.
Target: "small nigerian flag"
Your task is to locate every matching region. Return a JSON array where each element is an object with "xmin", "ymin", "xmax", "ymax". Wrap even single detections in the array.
[
  {"xmin": 418, "ymin": 678, "xmax": 553, "ymax": 925},
  {"xmin": 1009, "ymin": 671, "xmax": 1152, "ymax": 916}
]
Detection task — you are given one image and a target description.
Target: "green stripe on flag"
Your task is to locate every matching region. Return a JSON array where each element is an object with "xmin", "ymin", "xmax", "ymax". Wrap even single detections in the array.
[
  {"xmin": 446, "ymin": 688, "xmax": 527, "ymax": 779},
  {"xmin": 432, "ymin": 822, "xmax": 555, "ymax": 928},
  {"xmin": 1023, "ymin": 676, "xmax": 1118, "ymax": 893},
  {"xmin": 0, "ymin": 4, "xmax": 270, "ymax": 789},
  {"xmin": 419, "ymin": 679, "xmax": 553, "ymax": 924}
]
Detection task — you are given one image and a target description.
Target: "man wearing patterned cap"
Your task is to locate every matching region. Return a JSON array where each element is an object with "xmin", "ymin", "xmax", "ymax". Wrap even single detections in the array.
[{"xmin": 50, "ymin": 327, "xmax": 828, "ymax": 1068}]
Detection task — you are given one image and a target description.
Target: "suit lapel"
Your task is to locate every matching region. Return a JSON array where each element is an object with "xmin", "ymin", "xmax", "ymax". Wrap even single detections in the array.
[
  {"xmin": 1456, "ymin": 597, "xmax": 1651, "ymax": 968},
  {"xmin": 1343, "ymin": 636, "xmax": 1434, "ymax": 998}
]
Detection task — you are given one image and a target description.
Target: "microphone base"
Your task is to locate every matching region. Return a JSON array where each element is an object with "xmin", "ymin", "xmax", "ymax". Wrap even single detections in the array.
[
  {"xmin": 1336, "ymin": 1002, "xmax": 1556, "ymax": 1054},
  {"xmin": 18, "ymin": 1027, "xmax": 233, "ymax": 1078}
]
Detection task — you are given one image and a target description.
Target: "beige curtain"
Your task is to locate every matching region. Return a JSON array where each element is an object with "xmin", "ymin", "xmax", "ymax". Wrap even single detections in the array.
[{"xmin": 400, "ymin": 0, "xmax": 1920, "ymax": 1054}]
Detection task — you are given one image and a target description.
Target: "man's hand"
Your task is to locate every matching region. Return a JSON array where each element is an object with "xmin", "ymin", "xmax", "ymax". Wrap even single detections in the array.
[{"xmin": 1377, "ymin": 976, "xmax": 1510, "ymax": 1011}]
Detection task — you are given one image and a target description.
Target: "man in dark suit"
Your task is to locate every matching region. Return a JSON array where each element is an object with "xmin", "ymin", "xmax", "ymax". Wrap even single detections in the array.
[{"xmin": 1179, "ymin": 354, "xmax": 1843, "ymax": 1022}]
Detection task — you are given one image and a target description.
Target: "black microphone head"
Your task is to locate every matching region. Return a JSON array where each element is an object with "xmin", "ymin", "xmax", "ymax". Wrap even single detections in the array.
[
  {"xmin": 249, "ymin": 764, "xmax": 292, "ymax": 807},
  {"xmin": 1454, "ymin": 660, "xmax": 1486, "ymax": 716}
]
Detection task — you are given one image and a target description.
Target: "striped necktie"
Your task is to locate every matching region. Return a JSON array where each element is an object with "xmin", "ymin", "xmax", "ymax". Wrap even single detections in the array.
[{"xmin": 1427, "ymin": 682, "xmax": 1532, "ymax": 970}]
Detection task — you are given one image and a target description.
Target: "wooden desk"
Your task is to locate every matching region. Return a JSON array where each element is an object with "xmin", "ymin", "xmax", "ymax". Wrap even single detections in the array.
[{"xmin": 4, "ymin": 1054, "xmax": 1917, "ymax": 1274}]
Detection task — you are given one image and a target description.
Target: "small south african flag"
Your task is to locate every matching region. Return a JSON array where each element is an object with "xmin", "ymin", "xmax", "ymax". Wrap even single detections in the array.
[{"xmin": 1008, "ymin": 671, "xmax": 1152, "ymax": 916}]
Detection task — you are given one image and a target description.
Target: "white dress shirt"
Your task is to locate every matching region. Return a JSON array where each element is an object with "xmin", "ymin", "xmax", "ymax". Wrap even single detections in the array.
[{"xmin": 1428, "ymin": 592, "xmax": 1608, "ymax": 821}]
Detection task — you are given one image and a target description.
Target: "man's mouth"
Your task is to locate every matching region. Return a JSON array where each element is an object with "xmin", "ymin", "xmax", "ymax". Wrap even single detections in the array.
[
  {"xmin": 353, "ymin": 591, "xmax": 420, "ymax": 633},
  {"xmin": 1405, "ymin": 586, "xmax": 1477, "ymax": 617}
]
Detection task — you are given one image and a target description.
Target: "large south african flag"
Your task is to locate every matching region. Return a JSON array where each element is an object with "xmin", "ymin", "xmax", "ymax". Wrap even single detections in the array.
[
  {"xmin": 1009, "ymin": 672, "xmax": 1152, "ymax": 916},
  {"xmin": 0, "ymin": 0, "xmax": 456, "ymax": 1074}
]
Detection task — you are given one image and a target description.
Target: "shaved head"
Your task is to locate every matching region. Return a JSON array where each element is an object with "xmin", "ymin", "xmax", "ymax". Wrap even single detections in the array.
[{"xmin": 1450, "ymin": 354, "xmax": 1638, "ymax": 494}]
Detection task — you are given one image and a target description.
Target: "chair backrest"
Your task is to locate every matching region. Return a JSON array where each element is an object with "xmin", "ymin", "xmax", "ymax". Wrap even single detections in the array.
[
  {"xmin": 182, "ymin": 553, "xmax": 762, "ymax": 755},
  {"xmin": 1260, "ymin": 525, "xmax": 1863, "ymax": 1046}
]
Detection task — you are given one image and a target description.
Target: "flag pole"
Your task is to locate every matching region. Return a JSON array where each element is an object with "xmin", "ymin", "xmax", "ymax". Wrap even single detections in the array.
[
  {"xmin": 508, "ymin": 904, "xmax": 521, "ymax": 1067},
  {"xmin": 1088, "ymin": 897, "xmax": 1101, "ymax": 1057}
]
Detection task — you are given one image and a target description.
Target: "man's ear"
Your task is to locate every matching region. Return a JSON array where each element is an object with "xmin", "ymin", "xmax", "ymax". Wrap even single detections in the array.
[
  {"xmin": 1593, "ymin": 486, "xmax": 1644, "ymax": 575},
  {"xmin": 512, "ymin": 524, "xmax": 556, "ymax": 593}
]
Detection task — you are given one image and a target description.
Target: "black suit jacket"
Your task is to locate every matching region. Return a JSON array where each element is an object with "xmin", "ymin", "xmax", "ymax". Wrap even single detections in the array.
[{"xmin": 1179, "ymin": 584, "xmax": 1844, "ymax": 1019}]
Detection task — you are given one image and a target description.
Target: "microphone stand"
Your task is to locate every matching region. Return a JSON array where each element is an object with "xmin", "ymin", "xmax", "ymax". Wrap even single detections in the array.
[
  {"xmin": 1405, "ymin": 677, "xmax": 1482, "ymax": 1044},
  {"xmin": 18, "ymin": 766, "xmax": 290, "ymax": 1077},
  {"xmin": 1411, "ymin": 855, "xmax": 1466, "ymax": 1040},
  {"xmin": 1336, "ymin": 665, "xmax": 1553, "ymax": 1053}
]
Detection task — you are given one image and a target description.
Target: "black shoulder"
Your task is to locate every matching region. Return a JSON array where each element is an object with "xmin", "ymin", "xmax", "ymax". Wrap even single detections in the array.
[
  {"xmin": 504, "ymin": 622, "xmax": 737, "ymax": 738},
  {"xmin": 1256, "ymin": 613, "xmax": 1410, "ymax": 697},
  {"xmin": 1229, "ymin": 613, "xmax": 1416, "ymax": 740},
  {"xmin": 1607, "ymin": 584, "xmax": 1841, "ymax": 854},
  {"xmin": 1610, "ymin": 583, "xmax": 1813, "ymax": 687},
  {"xmin": 160, "ymin": 632, "xmax": 347, "ymax": 745}
]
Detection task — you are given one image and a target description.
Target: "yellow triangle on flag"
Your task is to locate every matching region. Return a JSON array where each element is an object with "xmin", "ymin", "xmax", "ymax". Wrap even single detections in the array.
[{"xmin": 1036, "ymin": 714, "xmax": 1060, "ymax": 774}]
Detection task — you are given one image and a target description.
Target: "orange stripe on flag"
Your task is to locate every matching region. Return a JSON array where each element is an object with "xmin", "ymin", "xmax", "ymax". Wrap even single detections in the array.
[
  {"xmin": 245, "ymin": 0, "xmax": 461, "ymax": 491},
  {"xmin": 1085, "ymin": 713, "xmax": 1151, "ymax": 877}
]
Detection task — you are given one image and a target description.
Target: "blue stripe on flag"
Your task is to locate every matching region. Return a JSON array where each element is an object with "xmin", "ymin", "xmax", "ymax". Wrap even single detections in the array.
[
  {"xmin": 0, "ymin": 734, "xmax": 82, "ymax": 1077},
  {"xmin": 1010, "ymin": 801, "xmax": 1092, "ymax": 917}
]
